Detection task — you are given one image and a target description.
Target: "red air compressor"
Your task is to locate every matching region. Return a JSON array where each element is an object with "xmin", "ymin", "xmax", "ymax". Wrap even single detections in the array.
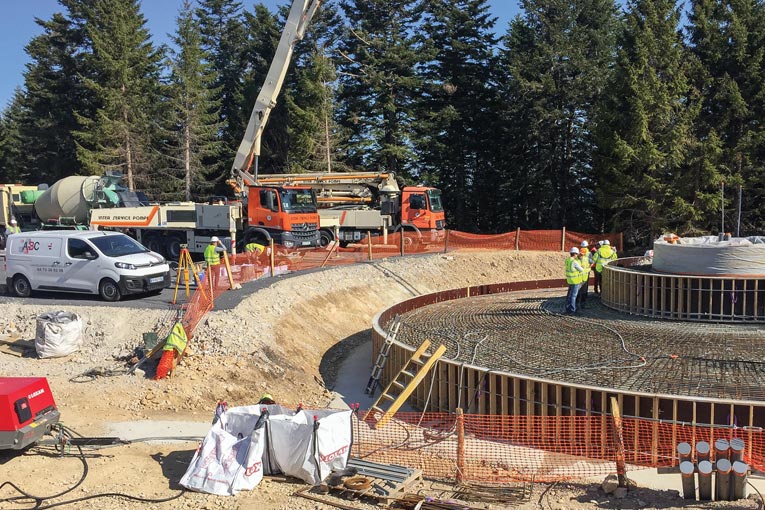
[{"xmin": 0, "ymin": 377, "xmax": 60, "ymax": 450}]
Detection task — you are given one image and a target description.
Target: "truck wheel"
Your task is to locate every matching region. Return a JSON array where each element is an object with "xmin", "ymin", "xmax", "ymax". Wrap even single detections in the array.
[
  {"xmin": 319, "ymin": 230, "xmax": 334, "ymax": 248},
  {"xmin": 99, "ymin": 278, "xmax": 121, "ymax": 302},
  {"xmin": 166, "ymin": 235, "xmax": 184, "ymax": 261},
  {"xmin": 144, "ymin": 236, "xmax": 164, "ymax": 256},
  {"xmin": 12, "ymin": 275, "xmax": 31, "ymax": 298}
]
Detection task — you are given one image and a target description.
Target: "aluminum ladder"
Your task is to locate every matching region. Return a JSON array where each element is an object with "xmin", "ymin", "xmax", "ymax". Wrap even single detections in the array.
[
  {"xmin": 364, "ymin": 339, "xmax": 447, "ymax": 429},
  {"xmin": 365, "ymin": 317, "xmax": 401, "ymax": 395}
]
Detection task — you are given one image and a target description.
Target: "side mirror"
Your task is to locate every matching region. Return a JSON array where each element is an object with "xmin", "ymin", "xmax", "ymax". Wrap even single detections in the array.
[{"xmin": 84, "ymin": 251, "xmax": 97, "ymax": 260}]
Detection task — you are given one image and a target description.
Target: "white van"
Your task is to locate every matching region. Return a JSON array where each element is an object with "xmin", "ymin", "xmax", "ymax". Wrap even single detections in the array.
[{"xmin": 5, "ymin": 230, "xmax": 170, "ymax": 301}]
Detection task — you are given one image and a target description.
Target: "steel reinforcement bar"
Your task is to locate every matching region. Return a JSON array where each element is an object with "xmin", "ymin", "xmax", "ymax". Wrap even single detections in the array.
[
  {"xmin": 371, "ymin": 279, "xmax": 765, "ymax": 465},
  {"xmin": 601, "ymin": 257, "xmax": 765, "ymax": 322}
]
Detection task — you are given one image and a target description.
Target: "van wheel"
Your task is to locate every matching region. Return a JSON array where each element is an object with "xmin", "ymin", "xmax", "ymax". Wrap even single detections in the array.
[
  {"xmin": 99, "ymin": 279, "xmax": 121, "ymax": 302},
  {"xmin": 12, "ymin": 275, "xmax": 31, "ymax": 298}
]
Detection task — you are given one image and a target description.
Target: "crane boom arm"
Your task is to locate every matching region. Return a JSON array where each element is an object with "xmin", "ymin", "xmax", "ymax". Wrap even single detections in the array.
[{"xmin": 230, "ymin": 0, "xmax": 322, "ymax": 190}]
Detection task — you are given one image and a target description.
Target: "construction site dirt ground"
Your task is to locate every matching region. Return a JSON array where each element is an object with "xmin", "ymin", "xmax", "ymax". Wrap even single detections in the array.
[{"xmin": 0, "ymin": 250, "xmax": 761, "ymax": 509}]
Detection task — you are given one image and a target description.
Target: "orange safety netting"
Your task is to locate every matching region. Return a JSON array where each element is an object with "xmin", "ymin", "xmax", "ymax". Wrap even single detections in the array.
[{"xmin": 351, "ymin": 411, "xmax": 763, "ymax": 482}]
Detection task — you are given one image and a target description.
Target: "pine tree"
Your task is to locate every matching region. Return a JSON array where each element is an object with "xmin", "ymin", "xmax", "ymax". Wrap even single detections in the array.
[
  {"xmin": 416, "ymin": 0, "xmax": 499, "ymax": 231},
  {"xmin": 74, "ymin": 0, "xmax": 164, "ymax": 191},
  {"xmin": 240, "ymin": 4, "xmax": 286, "ymax": 173},
  {"xmin": 499, "ymin": 0, "xmax": 618, "ymax": 231},
  {"xmin": 336, "ymin": 0, "xmax": 423, "ymax": 177},
  {"xmin": 20, "ymin": 3, "xmax": 94, "ymax": 183},
  {"xmin": 160, "ymin": 0, "xmax": 224, "ymax": 201},
  {"xmin": 687, "ymin": 0, "xmax": 765, "ymax": 233},
  {"xmin": 594, "ymin": 0, "xmax": 701, "ymax": 244},
  {"xmin": 0, "ymin": 90, "xmax": 29, "ymax": 183},
  {"xmin": 197, "ymin": 0, "xmax": 247, "ymax": 181},
  {"xmin": 283, "ymin": 2, "xmax": 347, "ymax": 173}
]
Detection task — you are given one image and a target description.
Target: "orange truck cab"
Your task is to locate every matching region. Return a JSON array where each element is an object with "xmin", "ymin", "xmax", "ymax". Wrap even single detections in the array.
[
  {"xmin": 400, "ymin": 186, "xmax": 446, "ymax": 235},
  {"xmin": 245, "ymin": 185, "xmax": 320, "ymax": 248}
]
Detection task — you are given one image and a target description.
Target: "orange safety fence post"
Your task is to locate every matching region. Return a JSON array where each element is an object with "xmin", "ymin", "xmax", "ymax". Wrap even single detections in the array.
[
  {"xmin": 456, "ymin": 407, "xmax": 465, "ymax": 484},
  {"xmin": 610, "ymin": 397, "xmax": 628, "ymax": 487}
]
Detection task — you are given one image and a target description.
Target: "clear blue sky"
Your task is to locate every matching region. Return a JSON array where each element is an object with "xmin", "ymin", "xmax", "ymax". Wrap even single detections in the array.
[{"xmin": 0, "ymin": 1, "xmax": 519, "ymax": 110}]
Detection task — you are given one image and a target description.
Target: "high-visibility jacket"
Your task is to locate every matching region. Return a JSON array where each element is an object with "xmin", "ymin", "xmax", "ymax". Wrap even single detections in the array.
[
  {"xmin": 204, "ymin": 244, "xmax": 221, "ymax": 266},
  {"xmin": 579, "ymin": 254, "xmax": 590, "ymax": 281},
  {"xmin": 5, "ymin": 225, "xmax": 20, "ymax": 234},
  {"xmin": 245, "ymin": 242, "xmax": 266, "ymax": 254},
  {"xmin": 565, "ymin": 257, "xmax": 581, "ymax": 285},
  {"xmin": 594, "ymin": 245, "xmax": 617, "ymax": 272},
  {"xmin": 163, "ymin": 322, "xmax": 188, "ymax": 354}
]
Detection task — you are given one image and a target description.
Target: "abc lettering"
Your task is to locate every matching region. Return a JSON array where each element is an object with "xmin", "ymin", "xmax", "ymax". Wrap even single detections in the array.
[{"xmin": 21, "ymin": 240, "xmax": 40, "ymax": 252}]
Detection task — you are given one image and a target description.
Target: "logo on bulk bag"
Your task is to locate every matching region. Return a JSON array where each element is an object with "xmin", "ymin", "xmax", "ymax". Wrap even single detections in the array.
[
  {"xmin": 245, "ymin": 461, "xmax": 262, "ymax": 476},
  {"xmin": 319, "ymin": 445, "xmax": 349, "ymax": 463}
]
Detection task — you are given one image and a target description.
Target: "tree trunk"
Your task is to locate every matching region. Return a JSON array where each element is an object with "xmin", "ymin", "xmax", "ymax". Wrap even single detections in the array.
[{"xmin": 184, "ymin": 123, "xmax": 191, "ymax": 201}]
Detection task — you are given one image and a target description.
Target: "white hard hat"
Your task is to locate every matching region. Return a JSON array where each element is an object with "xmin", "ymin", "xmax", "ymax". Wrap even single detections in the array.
[
  {"xmin": 570, "ymin": 247, "xmax": 579, "ymax": 254},
  {"xmin": 598, "ymin": 240, "xmax": 604, "ymax": 246},
  {"xmin": 580, "ymin": 240, "xmax": 588, "ymax": 247},
  {"xmin": 210, "ymin": 236, "xmax": 220, "ymax": 243},
  {"xmin": 604, "ymin": 239, "xmax": 610, "ymax": 246},
  {"xmin": 10, "ymin": 218, "xmax": 17, "ymax": 225}
]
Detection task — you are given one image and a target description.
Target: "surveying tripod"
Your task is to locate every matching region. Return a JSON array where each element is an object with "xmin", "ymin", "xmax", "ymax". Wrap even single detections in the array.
[{"xmin": 172, "ymin": 244, "xmax": 207, "ymax": 304}]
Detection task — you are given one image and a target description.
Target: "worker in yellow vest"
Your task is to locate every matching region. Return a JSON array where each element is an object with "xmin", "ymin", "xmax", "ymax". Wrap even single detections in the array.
[
  {"xmin": 245, "ymin": 241, "xmax": 267, "ymax": 264},
  {"xmin": 593, "ymin": 239, "xmax": 618, "ymax": 295},
  {"xmin": 576, "ymin": 244, "xmax": 591, "ymax": 309},
  {"xmin": 565, "ymin": 246, "xmax": 585, "ymax": 314},
  {"xmin": 204, "ymin": 236, "xmax": 224, "ymax": 289},
  {"xmin": 4, "ymin": 218, "xmax": 20, "ymax": 236}
]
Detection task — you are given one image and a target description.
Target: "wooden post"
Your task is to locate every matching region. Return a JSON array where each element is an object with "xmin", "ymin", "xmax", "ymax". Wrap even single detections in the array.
[
  {"xmin": 367, "ymin": 231, "xmax": 373, "ymax": 261},
  {"xmin": 320, "ymin": 240, "xmax": 338, "ymax": 268},
  {"xmin": 561, "ymin": 227, "xmax": 567, "ymax": 251},
  {"xmin": 515, "ymin": 227, "xmax": 521, "ymax": 251},
  {"xmin": 610, "ymin": 397, "xmax": 628, "ymax": 487},
  {"xmin": 334, "ymin": 226, "xmax": 340, "ymax": 258},
  {"xmin": 443, "ymin": 230, "xmax": 450, "ymax": 254},
  {"xmin": 619, "ymin": 232, "xmax": 624, "ymax": 253},
  {"xmin": 400, "ymin": 229, "xmax": 405, "ymax": 257},
  {"xmin": 208, "ymin": 260, "xmax": 215, "ymax": 305},
  {"xmin": 269, "ymin": 239, "xmax": 275, "ymax": 277},
  {"xmin": 456, "ymin": 407, "xmax": 465, "ymax": 484}
]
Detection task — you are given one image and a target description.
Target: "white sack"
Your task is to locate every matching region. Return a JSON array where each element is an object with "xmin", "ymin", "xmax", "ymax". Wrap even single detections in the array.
[
  {"xmin": 180, "ymin": 416, "xmax": 266, "ymax": 495},
  {"xmin": 35, "ymin": 311, "xmax": 83, "ymax": 358},
  {"xmin": 269, "ymin": 409, "xmax": 353, "ymax": 485}
]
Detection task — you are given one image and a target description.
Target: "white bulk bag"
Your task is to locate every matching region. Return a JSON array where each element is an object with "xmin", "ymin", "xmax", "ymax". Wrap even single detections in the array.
[
  {"xmin": 35, "ymin": 311, "xmax": 83, "ymax": 358},
  {"xmin": 180, "ymin": 415, "xmax": 266, "ymax": 496},
  {"xmin": 269, "ymin": 409, "xmax": 353, "ymax": 485}
]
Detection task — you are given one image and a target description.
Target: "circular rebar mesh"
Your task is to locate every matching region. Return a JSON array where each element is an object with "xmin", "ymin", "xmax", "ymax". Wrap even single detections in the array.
[{"xmin": 393, "ymin": 289, "xmax": 765, "ymax": 401}]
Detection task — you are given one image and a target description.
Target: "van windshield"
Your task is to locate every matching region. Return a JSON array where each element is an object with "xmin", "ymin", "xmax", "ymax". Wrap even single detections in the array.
[{"xmin": 88, "ymin": 235, "xmax": 148, "ymax": 257}]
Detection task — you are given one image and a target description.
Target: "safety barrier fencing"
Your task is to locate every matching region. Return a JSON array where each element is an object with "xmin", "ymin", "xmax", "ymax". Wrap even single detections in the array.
[
  {"xmin": 352, "ymin": 411, "xmax": 764, "ymax": 482},
  {"xmin": 176, "ymin": 228, "xmax": 620, "ymax": 339}
]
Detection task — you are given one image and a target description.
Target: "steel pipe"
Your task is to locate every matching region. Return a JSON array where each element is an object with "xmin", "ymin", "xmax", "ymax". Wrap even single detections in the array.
[
  {"xmin": 730, "ymin": 438, "xmax": 745, "ymax": 462},
  {"xmin": 714, "ymin": 438, "xmax": 730, "ymax": 461},
  {"xmin": 716, "ymin": 458, "xmax": 732, "ymax": 501},
  {"xmin": 732, "ymin": 461, "xmax": 748, "ymax": 500},
  {"xmin": 680, "ymin": 461, "xmax": 695, "ymax": 499},
  {"xmin": 677, "ymin": 442, "xmax": 692, "ymax": 463},
  {"xmin": 697, "ymin": 460, "xmax": 713, "ymax": 501}
]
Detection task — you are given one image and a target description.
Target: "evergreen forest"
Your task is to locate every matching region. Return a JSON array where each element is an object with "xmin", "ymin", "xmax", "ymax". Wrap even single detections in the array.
[{"xmin": 1, "ymin": 0, "xmax": 765, "ymax": 246}]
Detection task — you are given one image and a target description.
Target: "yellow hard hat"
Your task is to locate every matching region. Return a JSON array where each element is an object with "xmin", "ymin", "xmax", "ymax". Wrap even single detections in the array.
[{"xmin": 260, "ymin": 393, "xmax": 273, "ymax": 401}]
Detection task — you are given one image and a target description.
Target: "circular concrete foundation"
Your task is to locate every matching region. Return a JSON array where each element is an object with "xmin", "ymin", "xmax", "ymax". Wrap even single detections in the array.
[{"xmin": 372, "ymin": 280, "xmax": 765, "ymax": 427}]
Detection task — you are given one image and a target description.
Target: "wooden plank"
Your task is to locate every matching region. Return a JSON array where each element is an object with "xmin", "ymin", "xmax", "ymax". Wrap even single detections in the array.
[
  {"xmin": 651, "ymin": 274, "xmax": 657, "ymax": 317},
  {"xmin": 585, "ymin": 389, "xmax": 592, "ymax": 457},
  {"xmin": 672, "ymin": 400, "xmax": 678, "ymax": 467},
  {"xmin": 501, "ymin": 376, "xmax": 509, "ymax": 415},
  {"xmin": 670, "ymin": 277, "xmax": 676, "ymax": 319},
  {"xmin": 651, "ymin": 398, "xmax": 659, "ymax": 464},
  {"xmin": 489, "ymin": 373, "xmax": 497, "ymax": 414},
  {"xmin": 513, "ymin": 377, "xmax": 521, "ymax": 417},
  {"xmin": 633, "ymin": 396, "xmax": 640, "ymax": 463}
]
